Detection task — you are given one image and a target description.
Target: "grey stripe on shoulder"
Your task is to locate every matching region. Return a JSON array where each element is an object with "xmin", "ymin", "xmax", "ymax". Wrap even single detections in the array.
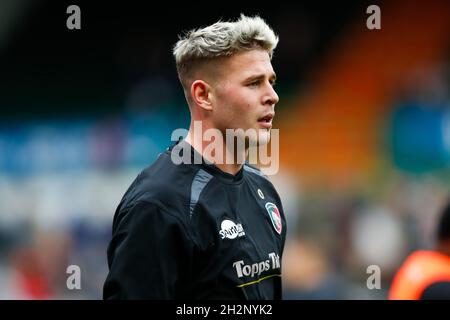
[
  {"xmin": 244, "ymin": 164, "xmax": 269, "ymax": 180},
  {"xmin": 190, "ymin": 169, "xmax": 213, "ymax": 218}
]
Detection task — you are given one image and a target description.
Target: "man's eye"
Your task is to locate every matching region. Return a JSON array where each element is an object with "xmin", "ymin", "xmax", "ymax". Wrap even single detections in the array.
[
  {"xmin": 248, "ymin": 81, "xmax": 260, "ymax": 87},
  {"xmin": 270, "ymin": 81, "xmax": 276, "ymax": 87}
]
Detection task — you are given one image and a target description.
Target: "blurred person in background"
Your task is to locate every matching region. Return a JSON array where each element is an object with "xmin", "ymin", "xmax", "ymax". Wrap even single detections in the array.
[
  {"xmin": 103, "ymin": 14, "xmax": 286, "ymax": 299},
  {"xmin": 389, "ymin": 199, "xmax": 450, "ymax": 299}
]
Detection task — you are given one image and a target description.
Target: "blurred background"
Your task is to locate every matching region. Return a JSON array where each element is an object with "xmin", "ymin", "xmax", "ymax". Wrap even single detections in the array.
[{"xmin": 0, "ymin": 0, "xmax": 449, "ymax": 299}]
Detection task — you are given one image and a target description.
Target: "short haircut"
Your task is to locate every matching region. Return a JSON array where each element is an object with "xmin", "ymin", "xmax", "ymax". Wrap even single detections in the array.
[
  {"xmin": 437, "ymin": 199, "xmax": 450, "ymax": 241},
  {"xmin": 173, "ymin": 14, "xmax": 279, "ymax": 91}
]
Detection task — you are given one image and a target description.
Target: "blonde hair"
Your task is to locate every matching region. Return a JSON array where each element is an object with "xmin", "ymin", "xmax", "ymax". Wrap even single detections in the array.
[{"xmin": 173, "ymin": 14, "xmax": 279, "ymax": 90}]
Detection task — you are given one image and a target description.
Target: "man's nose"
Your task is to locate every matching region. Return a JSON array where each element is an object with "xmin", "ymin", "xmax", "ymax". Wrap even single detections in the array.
[{"xmin": 263, "ymin": 84, "xmax": 279, "ymax": 106}]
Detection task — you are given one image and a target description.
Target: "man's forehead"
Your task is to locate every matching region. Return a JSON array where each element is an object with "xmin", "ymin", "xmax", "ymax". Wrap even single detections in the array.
[{"xmin": 226, "ymin": 50, "xmax": 275, "ymax": 77}]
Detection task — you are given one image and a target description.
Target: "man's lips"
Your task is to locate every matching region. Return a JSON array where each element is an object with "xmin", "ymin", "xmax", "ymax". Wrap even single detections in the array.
[{"xmin": 257, "ymin": 112, "xmax": 275, "ymax": 128}]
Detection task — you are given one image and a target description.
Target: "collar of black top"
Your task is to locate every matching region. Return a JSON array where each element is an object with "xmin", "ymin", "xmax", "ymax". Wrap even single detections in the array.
[{"xmin": 168, "ymin": 139, "xmax": 245, "ymax": 184}]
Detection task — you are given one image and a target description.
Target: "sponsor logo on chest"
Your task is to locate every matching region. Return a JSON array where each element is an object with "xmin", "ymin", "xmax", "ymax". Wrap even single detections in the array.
[
  {"xmin": 219, "ymin": 219, "xmax": 245, "ymax": 240},
  {"xmin": 232, "ymin": 252, "xmax": 280, "ymax": 278}
]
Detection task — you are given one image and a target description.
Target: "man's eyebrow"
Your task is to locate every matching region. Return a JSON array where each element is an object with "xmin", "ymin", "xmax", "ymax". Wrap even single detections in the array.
[{"xmin": 244, "ymin": 73, "xmax": 277, "ymax": 82}]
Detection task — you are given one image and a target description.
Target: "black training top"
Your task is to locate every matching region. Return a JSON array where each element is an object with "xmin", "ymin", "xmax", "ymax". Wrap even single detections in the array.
[{"xmin": 103, "ymin": 140, "xmax": 287, "ymax": 299}]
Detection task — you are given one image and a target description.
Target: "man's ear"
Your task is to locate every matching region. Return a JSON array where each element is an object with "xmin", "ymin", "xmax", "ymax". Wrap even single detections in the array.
[{"xmin": 191, "ymin": 80, "xmax": 213, "ymax": 111}]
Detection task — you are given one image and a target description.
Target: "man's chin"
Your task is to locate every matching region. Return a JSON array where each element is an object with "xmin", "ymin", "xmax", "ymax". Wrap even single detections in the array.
[
  {"xmin": 249, "ymin": 129, "xmax": 271, "ymax": 147},
  {"xmin": 223, "ymin": 127, "xmax": 271, "ymax": 148}
]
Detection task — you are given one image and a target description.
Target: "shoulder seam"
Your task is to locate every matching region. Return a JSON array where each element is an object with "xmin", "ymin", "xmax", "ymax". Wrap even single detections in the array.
[
  {"xmin": 189, "ymin": 168, "xmax": 214, "ymax": 218},
  {"xmin": 243, "ymin": 163, "xmax": 269, "ymax": 180}
]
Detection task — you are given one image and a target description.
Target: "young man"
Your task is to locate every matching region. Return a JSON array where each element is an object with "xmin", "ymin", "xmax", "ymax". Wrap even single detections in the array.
[{"xmin": 103, "ymin": 15, "xmax": 286, "ymax": 299}]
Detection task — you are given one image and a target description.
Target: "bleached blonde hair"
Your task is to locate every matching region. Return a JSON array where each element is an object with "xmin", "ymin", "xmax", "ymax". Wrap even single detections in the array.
[{"xmin": 173, "ymin": 14, "xmax": 279, "ymax": 91}]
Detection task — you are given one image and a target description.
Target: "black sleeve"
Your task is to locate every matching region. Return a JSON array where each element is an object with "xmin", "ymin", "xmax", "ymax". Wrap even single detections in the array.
[
  {"xmin": 103, "ymin": 201, "xmax": 194, "ymax": 299},
  {"xmin": 420, "ymin": 281, "xmax": 450, "ymax": 300}
]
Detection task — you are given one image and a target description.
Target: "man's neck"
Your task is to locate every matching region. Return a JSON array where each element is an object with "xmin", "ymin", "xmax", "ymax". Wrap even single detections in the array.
[{"xmin": 184, "ymin": 127, "xmax": 246, "ymax": 176}]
